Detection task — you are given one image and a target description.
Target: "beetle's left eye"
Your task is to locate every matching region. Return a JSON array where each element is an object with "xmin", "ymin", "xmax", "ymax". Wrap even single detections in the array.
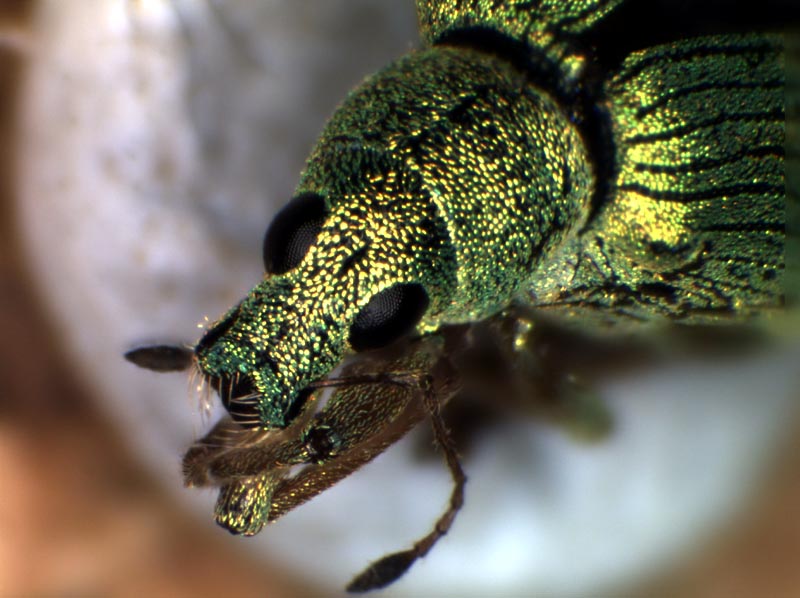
[{"xmin": 262, "ymin": 192, "xmax": 327, "ymax": 274}]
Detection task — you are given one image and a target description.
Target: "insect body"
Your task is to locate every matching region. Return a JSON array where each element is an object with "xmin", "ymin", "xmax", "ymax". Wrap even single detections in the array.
[{"xmin": 127, "ymin": 0, "xmax": 785, "ymax": 591}]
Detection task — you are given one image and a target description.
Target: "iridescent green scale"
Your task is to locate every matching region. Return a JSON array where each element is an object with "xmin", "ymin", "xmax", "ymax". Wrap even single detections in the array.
[
  {"xmin": 543, "ymin": 35, "xmax": 785, "ymax": 322},
  {"xmin": 126, "ymin": 0, "xmax": 786, "ymax": 591}
]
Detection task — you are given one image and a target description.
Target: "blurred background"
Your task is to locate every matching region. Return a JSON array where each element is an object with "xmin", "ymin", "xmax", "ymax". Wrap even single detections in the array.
[{"xmin": 2, "ymin": 1, "xmax": 799, "ymax": 596}]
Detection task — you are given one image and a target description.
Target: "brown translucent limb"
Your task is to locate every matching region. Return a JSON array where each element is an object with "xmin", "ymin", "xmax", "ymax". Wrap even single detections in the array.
[
  {"xmin": 182, "ymin": 332, "xmax": 466, "ymax": 591},
  {"xmin": 266, "ymin": 374, "xmax": 432, "ymax": 522},
  {"xmin": 209, "ymin": 371, "xmax": 434, "ymax": 540},
  {"xmin": 182, "ymin": 399, "xmax": 318, "ymax": 487},
  {"xmin": 308, "ymin": 370, "xmax": 424, "ymax": 390},
  {"xmin": 184, "ymin": 365, "xmax": 431, "ymax": 491},
  {"xmin": 345, "ymin": 372, "xmax": 466, "ymax": 593}
]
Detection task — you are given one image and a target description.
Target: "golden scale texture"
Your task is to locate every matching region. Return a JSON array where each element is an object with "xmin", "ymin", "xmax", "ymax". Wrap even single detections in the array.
[
  {"xmin": 418, "ymin": 0, "xmax": 627, "ymax": 83},
  {"xmin": 535, "ymin": 34, "xmax": 785, "ymax": 322},
  {"xmin": 299, "ymin": 46, "xmax": 593, "ymax": 324},
  {"xmin": 179, "ymin": 0, "xmax": 785, "ymax": 557}
]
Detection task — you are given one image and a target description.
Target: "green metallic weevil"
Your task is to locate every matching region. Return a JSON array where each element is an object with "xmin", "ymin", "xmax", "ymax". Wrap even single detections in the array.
[{"xmin": 126, "ymin": 0, "xmax": 786, "ymax": 592}]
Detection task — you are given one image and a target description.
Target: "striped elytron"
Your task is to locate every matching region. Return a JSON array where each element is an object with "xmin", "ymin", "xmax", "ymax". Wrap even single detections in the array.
[{"xmin": 127, "ymin": 0, "xmax": 785, "ymax": 592}]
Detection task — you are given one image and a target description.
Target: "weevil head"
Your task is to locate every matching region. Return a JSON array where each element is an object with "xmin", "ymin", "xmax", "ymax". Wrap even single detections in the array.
[
  {"xmin": 193, "ymin": 44, "xmax": 585, "ymax": 429},
  {"xmin": 195, "ymin": 137, "xmax": 458, "ymax": 428}
]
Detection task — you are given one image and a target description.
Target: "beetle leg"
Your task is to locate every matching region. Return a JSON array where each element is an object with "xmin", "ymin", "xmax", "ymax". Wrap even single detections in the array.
[
  {"xmin": 507, "ymin": 311, "xmax": 614, "ymax": 441},
  {"xmin": 346, "ymin": 358, "xmax": 466, "ymax": 593}
]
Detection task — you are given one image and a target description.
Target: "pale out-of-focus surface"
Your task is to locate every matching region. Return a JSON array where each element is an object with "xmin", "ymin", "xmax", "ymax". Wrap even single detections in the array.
[
  {"xmin": 8, "ymin": 1, "xmax": 800, "ymax": 596},
  {"xmin": 1, "ymin": 3, "xmax": 316, "ymax": 595}
]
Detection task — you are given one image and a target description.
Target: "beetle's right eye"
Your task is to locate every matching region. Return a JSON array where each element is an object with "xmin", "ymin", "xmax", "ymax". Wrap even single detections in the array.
[{"xmin": 263, "ymin": 193, "xmax": 327, "ymax": 274}]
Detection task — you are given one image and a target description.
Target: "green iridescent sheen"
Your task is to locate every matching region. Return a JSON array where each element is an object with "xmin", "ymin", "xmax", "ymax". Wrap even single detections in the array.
[
  {"xmin": 192, "ymin": 0, "xmax": 785, "ymax": 542},
  {"xmin": 197, "ymin": 44, "xmax": 593, "ymax": 427}
]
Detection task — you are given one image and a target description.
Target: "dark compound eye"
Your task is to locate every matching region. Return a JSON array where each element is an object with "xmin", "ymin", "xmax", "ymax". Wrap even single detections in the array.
[
  {"xmin": 263, "ymin": 192, "xmax": 327, "ymax": 275},
  {"xmin": 349, "ymin": 283, "xmax": 429, "ymax": 351}
]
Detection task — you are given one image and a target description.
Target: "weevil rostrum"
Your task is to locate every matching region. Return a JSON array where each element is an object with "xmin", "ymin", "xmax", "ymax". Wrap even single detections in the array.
[{"xmin": 126, "ymin": 0, "xmax": 786, "ymax": 592}]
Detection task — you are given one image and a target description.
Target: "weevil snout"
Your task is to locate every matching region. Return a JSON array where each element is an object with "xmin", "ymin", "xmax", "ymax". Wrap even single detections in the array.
[{"xmin": 193, "ymin": 306, "xmax": 294, "ymax": 428}]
